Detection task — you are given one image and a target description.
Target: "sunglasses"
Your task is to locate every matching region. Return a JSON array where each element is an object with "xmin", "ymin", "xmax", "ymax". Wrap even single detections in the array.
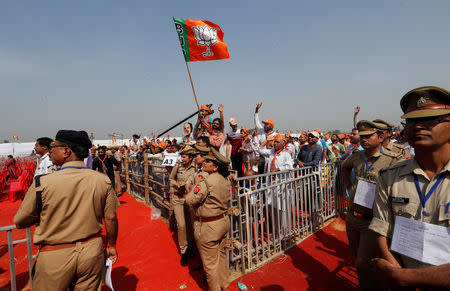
[{"xmin": 401, "ymin": 115, "xmax": 450, "ymax": 128}]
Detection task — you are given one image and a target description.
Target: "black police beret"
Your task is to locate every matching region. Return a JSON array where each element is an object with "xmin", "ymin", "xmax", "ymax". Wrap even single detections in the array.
[{"xmin": 55, "ymin": 130, "xmax": 92, "ymax": 149}]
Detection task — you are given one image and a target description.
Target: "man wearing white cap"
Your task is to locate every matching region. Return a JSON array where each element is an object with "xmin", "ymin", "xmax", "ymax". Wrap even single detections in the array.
[{"xmin": 226, "ymin": 117, "xmax": 243, "ymax": 176}]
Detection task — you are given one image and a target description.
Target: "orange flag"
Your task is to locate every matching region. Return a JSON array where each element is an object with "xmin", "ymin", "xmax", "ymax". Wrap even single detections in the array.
[{"xmin": 174, "ymin": 18, "xmax": 230, "ymax": 62}]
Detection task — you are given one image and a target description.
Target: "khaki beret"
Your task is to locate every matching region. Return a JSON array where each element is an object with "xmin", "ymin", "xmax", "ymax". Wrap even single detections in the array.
[
  {"xmin": 192, "ymin": 144, "xmax": 210, "ymax": 155},
  {"xmin": 204, "ymin": 148, "xmax": 230, "ymax": 166},
  {"xmin": 400, "ymin": 86, "xmax": 450, "ymax": 119},
  {"xmin": 373, "ymin": 119, "xmax": 394, "ymax": 129},
  {"xmin": 356, "ymin": 120, "xmax": 387, "ymax": 136}
]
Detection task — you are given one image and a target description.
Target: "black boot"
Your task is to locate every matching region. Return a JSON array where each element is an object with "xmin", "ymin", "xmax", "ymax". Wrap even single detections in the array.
[{"xmin": 180, "ymin": 253, "xmax": 188, "ymax": 266}]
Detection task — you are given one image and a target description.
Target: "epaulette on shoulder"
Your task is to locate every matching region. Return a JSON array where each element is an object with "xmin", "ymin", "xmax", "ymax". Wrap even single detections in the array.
[
  {"xmin": 381, "ymin": 148, "xmax": 400, "ymax": 158},
  {"xmin": 380, "ymin": 159, "xmax": 409, "ymax": 173},
  {"xmin": 393, "ymin": 143, "xmax": 406, "ymax": 150}
]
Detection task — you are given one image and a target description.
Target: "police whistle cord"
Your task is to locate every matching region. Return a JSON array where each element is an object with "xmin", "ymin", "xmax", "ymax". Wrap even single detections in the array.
[{"xmin": 156, "ymin": 104, "xmax": 213, "ymax": 139}]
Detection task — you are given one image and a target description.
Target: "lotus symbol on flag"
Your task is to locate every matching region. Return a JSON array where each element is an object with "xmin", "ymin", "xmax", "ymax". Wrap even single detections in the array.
[{"xmin": 192, "ymin": 25, "xmax": 218, "ymax": 56}]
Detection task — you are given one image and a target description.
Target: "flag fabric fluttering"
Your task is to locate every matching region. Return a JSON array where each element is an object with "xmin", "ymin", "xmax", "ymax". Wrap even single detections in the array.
[
  {"xmin": 13, "ymin": 134, "xmax": 18, "ymax": 141},
  {"xmin": 173, "ymin": 18, "xmax": 230, "ymax": 62}
]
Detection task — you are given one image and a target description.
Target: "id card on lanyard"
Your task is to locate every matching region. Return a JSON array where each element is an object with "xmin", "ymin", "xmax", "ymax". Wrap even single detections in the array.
[
  {"xmin": 353, "ymin": 157, "xmax": 378, "ymax": 209},
  {"xmin": 354, "ymin": 178, "xmax": 377, "ymax": 209}
]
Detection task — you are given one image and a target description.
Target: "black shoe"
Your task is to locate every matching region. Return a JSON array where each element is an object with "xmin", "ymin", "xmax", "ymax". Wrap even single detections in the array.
[
  {"xmin": 180, "ymin": 253, "xmax": 188, "ymax": 266},
  {"xmin": 191, "ymin": 262, "xmax": 203, "ymax": 271},
  {"xmin": 186, "ymin": 247, "xmax": 196, "ymax": 258}
]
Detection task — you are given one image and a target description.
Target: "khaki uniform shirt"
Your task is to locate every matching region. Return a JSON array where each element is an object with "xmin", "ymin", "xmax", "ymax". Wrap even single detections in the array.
[
  {"xmin": 14, "ymin": 161, "xmax": 120, "ymax": 245},
  {"xmin": 384, "ymin": 141, "xmax": 411, "ymax": 160},
  {"xmin": 342, "ymin": 148, "xmax": 404, "ymax": 215},
  {"xmin": 369, "ymin": 159, "xmax": 450, "ymax": 268},
  {"xmin": 186, "ymin": 168, "xmax": 209, "ymax": 186},
  {"xmin": 186, "ymin": 172, "xmax": 231, "ymax": 218},
  {"xmin": 169, "ymin": 162, "xmax": 196, "ymax": 197}
]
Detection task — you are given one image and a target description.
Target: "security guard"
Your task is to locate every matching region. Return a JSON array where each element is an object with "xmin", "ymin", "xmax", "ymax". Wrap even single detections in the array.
[
  {"xmin": 169, "ymin": 146, "xmax": 197, "ymax": 266},
  {"xmin": 342, "ymin": 120, "xmax": 404, "ymax": 291},
  {"xmin": 186, "ymin": 148, "xmax": 231, "ymax": 291},
  {"xmin": 373, "ymin": 118, "xmax": 411, "ymax": 159},
  {"xmin": 370, "ymin": 86, "xmax": 450, "ymax": 289},
  {"xmin": 14, "ymin": 130, "xmax": 120, "ymax": 291}
]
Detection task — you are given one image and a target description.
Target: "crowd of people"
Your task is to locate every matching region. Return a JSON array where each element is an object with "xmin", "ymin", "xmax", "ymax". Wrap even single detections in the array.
[{"xmin": 6, "ymin": 85, "xmax": 450, "ymax": 290}]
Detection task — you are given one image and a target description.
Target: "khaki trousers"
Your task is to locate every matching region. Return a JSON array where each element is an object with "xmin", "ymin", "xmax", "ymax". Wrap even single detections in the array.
[
  {"xmin": 171, "ymin": 194, "xmax": 193, "ymax": 255},
  {"xmin": 194, "ymin": 216, "xmax": 230, "ymax": 291},
  {"xmin": 33, "ymin": 237, "xmax": 104, "ymax": 291},
  {"xmin": 345, "ymin": 213, "xmax": 383, "ymax": 291},
  {"xmin": 114, "ymin": 170, "xmax": 121, "ymax": 193}
]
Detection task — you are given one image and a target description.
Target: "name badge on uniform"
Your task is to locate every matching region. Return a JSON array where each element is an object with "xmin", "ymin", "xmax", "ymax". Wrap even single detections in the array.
[
  {"xmin": 353, "ymin": 178, "xmax": 377, "ymax": 209},
  {"xmin": 389, "ymin": 197, "xmax": 410, "ymax": 204}
]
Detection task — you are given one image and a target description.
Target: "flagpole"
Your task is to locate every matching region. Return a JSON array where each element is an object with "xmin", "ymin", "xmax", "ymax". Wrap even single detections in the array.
[{"xmin": 184, "ymin": 61, "xmax": 200, "ymax": 111}]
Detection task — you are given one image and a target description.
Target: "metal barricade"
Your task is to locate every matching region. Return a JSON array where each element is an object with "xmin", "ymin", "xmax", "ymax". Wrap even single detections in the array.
[
  {"xmin": 122, "ymin": 155, "xmax": 349, "ymax": 274},
  {"xmin": 0, "ymin": 225, "xmax": 34, "ymax": 291},
  {"xmin": 229, "ymin": 163, "xmax": 348, "ymax": 274}
]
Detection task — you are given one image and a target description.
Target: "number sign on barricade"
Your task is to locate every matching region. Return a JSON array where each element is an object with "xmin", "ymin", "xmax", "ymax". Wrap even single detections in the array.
[{"xmin": 161, "ymin": 153, "xmax": 179, "ymax": 167}]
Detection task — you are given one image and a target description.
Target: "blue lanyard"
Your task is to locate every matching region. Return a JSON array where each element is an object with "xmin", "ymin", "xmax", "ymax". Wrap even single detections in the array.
[
  {"xmin": 380, "ymin": 147, "xmax": 384, "ymax": 154},
  {"xmin": 365, "ymin": 159, "xmax": 377, "ymax": 176},
  {"xmin": 57, "ymin": 166, "xmax": 89, "ymax": 171},
  {"xmin": 413, "ymin": 173, "xmax": 445, "ymax": 216}
]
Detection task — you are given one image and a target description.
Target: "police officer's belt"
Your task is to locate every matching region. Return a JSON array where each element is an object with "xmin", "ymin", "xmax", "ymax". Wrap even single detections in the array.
[
  {"xmin": 350, "ymin": 208, "xmax": 373, "ymax": 221},
  {"xmin": 39, "ymin": 233, "xmax": 102, "ymax": 252},
  {"xmin": 194, "ymin": 213, "xmax": 225, "ymax": 223}
]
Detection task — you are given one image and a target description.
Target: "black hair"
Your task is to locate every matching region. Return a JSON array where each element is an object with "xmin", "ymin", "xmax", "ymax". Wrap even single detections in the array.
[
  {"xmin": 65, "ymin": 142, "xmax": 90, "ymax": 159},
  {"xmin": 217, "ymin": 163, "xmax": 230, "ymax": 178},
  {"xmin": 133, "ymin": 134, "xmax": 140, "ymax": 139},
  {"xmin": 171, "ymin": 143, "xmax": 180, "ymax": 151},
  {"xmin": 99, "ymin": 145, "xmax": 107, "ymax": 151},
  {"xmin": 184, "ymin": 122, "xmax": 193, "ymax": 133},
  {"xmin": 8, "ymin": 155, "xmax": 14, "ymax": 159},
  {"xmin": 36, "ymin": 137, "xmax": 53, "ymax": 149},
  {"xmin": 197, "ymin": 136, "xmax": 210, "ymax": 146},
  {"xmin": 212, "ymin": 118, "xmax": 224, "ymax": 131}
]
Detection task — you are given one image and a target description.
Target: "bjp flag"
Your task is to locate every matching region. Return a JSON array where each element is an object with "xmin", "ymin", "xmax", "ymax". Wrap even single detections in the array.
[
  {"xmin": 13, "ymin": 134, "xmax": 18, "ymax": 141},
  {"xmin": 174, "ymin": 18, "xmax": 230, "ymax": 62}
]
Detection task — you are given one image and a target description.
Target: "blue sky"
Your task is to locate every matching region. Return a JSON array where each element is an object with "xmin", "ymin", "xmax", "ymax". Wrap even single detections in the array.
[{"xmin": 1, "ymin": 0, "xmax": 449, "ymax": 141}]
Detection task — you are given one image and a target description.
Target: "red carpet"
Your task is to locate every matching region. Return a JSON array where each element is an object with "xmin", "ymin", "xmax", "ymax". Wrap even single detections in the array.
[{"xmin": 0, "ymin": 191, "xmax": 358, "ymax": 291}]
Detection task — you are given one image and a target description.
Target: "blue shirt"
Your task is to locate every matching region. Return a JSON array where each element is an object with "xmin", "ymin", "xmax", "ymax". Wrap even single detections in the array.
[{"xmin": 297, "ymin": 143, "xmax": 323, "ymax": 167}]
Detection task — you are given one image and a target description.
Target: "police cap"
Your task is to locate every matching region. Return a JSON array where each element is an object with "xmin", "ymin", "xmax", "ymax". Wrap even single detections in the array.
[
  {"xmin": 400, "ymin": 86, "xmax": 450, "ymax": 119},
  {"xmin": 356, "ymin": 120, "xmax": 387, "ymax": 136},
  {"xmin": 204, "ymin": 148, "xmax": 230, "ymax": 166}
]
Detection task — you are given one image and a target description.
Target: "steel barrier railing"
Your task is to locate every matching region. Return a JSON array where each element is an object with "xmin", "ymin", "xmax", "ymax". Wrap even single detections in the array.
[
  {"xmin": 228, "ymin": 162, "xmax": 348, "ymax": 273},
  {"xmin": 0, "ymin": 225, "xmax": 34, "ymax": 291},
  {"xmin": 121, "ymin": 155, "xmax": 349, "ymax": 274}
]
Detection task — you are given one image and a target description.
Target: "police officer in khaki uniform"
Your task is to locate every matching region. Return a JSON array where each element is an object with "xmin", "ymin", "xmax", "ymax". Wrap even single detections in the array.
[
  {"xmin": 14, "ymin": 130, "xmax": 120, "ymax": 291},
  {"xmin": 342, "ymin": 120, "xmax": 404, "ymax": 291},
  {"xmin": 186, "ymin": 148, "xmax": 231, "ymax": 291},
  {"xmin": 369, "ymin": 86, "xmax": 450, "ymax": 289},
  {"xmin": 185, "ymin": 144, "xmax": 211, "ymax": 190},
  {"xmin": 169, "ymin": 146, "xmax": 197, "ymax": 266},
  {"xmin": 373, "ymin": 118, "xmax": 412, "ymax": 159}
]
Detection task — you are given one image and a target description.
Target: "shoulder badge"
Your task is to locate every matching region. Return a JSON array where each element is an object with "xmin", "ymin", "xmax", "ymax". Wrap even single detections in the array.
[{"xmin": 193, "ymin": 185, "xmax": 201, "ymax": 194}]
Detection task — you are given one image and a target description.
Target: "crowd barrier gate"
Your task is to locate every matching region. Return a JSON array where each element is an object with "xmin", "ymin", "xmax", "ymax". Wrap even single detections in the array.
[{"xmin": 0, "ymin": 225, "xmax": 34, "ymax": 291}]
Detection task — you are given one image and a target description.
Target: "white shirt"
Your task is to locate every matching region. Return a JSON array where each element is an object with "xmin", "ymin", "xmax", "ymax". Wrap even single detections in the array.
[
  {"xmin": 254, "ymin": 113, "xmax": 277, "ymax": 146},
  {"xmin": 34, "ymin": 153, "xmax": 53, "ymax": 176},
  {"xmin": 257, "ymin": 148, "xmax": 294, "ymax": 173}
]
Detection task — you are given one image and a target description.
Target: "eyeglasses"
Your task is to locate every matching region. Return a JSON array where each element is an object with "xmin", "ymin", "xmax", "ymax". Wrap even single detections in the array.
[
  {"xmin": 401, "ymin": 115, "xmax": 450, "ymax": 128},
  {"xmin": 49, "ymin": 144, "xmax": 67, "ymax": 149}
]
